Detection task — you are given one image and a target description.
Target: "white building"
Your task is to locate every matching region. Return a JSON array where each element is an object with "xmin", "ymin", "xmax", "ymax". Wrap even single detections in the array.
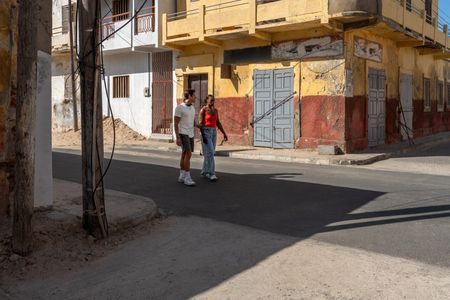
[{"xmin": 51, "ymin": 0, "xmax": 177, "ymax": 140}]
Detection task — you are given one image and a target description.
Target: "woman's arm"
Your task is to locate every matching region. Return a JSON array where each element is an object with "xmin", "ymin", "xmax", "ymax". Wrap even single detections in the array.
[{"xmin": 216, "ymin": 109, "xmax": 228, "ymax": 141}]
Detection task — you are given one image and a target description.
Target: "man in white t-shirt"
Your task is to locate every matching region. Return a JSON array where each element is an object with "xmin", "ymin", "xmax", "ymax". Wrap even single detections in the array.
[{"xmin": 174, "ymin": 89, "xmax": 197, "ymax": 186}]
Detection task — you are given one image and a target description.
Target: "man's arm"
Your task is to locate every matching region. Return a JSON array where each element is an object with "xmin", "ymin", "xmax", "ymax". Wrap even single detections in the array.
[{"xmin": 174, "ymin": 116, "xmax": 181, "ymax": 146}]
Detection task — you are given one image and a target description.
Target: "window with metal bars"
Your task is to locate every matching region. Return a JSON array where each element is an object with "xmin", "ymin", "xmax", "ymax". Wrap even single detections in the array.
[
  {"xmin": 113, "ymin": 0, "xmax": 130, "ymax": 22},
  {"xmin": 406, "ymin": 0, "xmax": 412, "ymax": 12},
  {"xmin": 113, "ymin": 76, "xmax": 130, "ymax": 98},
  {"xmin": 425, "ymin": 0, "xmax": 433, "ymax": 24},
  {"xmin": 437, "ymin": 81, "xmax": 444, "ymax": 111},
  {"xmin": 424, "ymin": 78, "xmax": 431, "ymax": 111}
]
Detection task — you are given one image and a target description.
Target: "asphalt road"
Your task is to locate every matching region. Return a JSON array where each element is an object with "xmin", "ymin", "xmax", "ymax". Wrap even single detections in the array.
[{"xmin": 52, "ymin": 147, "xmax": 450, "ymax": 269}]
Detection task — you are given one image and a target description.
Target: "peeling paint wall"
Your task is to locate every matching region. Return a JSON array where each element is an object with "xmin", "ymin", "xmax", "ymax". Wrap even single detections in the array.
[
  {"xmin": 0, "ymin": 0, "xmax": 17, "ymax": 215},
  {"xmin": 51, "ymin": 54, "xmax": 81, "ymax": 132},
  {"xmin": 0, "ymin": 0, "xmax": 53, "ymax": 214},
  {"xmin": 345, "ymin": 29, "xmax": 450, "ymax": 151},
  {"xmin": 175, "ymin": 44, "xmax": 305, "ymax": 145}
]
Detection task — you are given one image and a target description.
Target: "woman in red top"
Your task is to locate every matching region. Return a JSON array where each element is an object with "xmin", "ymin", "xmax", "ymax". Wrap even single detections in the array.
[{"xmin": 199, "ymin": 95, "xmax": 228, "ymax": 181}]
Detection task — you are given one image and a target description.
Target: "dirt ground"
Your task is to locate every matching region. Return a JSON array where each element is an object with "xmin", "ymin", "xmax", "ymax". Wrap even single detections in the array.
[
  {"xmin": 52, "ymin": 117, "xmax": 147, "ymax": 147},
  {"xmin": 0, "ymin": 211, "xmax": 164, "ymax": 287}
]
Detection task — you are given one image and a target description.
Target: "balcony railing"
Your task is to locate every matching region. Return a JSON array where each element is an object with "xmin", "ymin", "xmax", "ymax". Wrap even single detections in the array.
[
  {"xmin": 100, "ymin": 11, "xmax": 131, "ymax": 40},
  {"xmin": 163, "ymin": 0, "xmax": 450, "ymax": 53},
  {"xmin": 100, "ymin": 6, "xmax": 155, "ymax": 40},
  {"xmin": 384, "ymin": 0, "xmax": 449, "ymax": 50},
  {"xmin": 163, "ymin": 0, "xmax": 328, "ymax": 43},
  {"xmin": 135, "ymin": 6, "xmax": 155, "ymax": 34}
]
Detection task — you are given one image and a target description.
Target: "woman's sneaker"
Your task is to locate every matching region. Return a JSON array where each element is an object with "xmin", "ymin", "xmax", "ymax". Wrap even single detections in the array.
[
  {"xmin": 184, "ymin": 176, "xmax": 196, "ymax": 186},
  {"xmin": 209, "ymin": 174, "xmax": 218, "ymax": 181}
]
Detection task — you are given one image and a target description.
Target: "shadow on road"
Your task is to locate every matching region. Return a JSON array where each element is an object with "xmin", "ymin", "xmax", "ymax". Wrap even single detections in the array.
[{"xmin": 49, "ymin": 152, "xmax": 450, "ymax": 299}]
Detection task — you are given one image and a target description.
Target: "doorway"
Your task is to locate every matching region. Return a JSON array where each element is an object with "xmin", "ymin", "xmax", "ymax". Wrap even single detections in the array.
[
  {"xmin": 152, "ymin": 51, "xmax": 173, "ymax": 135},
  {"xmin": 253, "ymin": 68, "xmax": 295, "ymax": 149},
  {"xmin": 368, "ymin": 68, "xmax": 386, "ymax": 147},
  {"xmin": 188, "ymin": 74, "xmax": 208, "ymax": 137},
  {"xmin": 400, "ymin": 73, "xmax": 413, "ymax": 141}
]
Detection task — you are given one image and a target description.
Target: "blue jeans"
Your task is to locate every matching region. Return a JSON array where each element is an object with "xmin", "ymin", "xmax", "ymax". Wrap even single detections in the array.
[{"xmin": 201, "ymin": 127, "xmax": 217, "ymax": 175}]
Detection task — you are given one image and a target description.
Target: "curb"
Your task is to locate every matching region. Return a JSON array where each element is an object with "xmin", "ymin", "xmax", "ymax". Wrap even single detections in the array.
[
  {"xmin": 109, "ymin": 205, "xmax": 159, "ymax": 233},
  {"xmin": 54, "ymin": 134, "xmax": 450, "ymax": 167}
]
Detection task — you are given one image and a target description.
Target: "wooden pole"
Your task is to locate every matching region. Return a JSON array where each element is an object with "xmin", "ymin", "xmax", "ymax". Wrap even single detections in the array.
[
  {"xmin": 79, "ymin": 0, "xmax": 107, "ymax": 238},
  {"xmin": 69, "ymin": 0, "xmax": 79, "ymax": 131},
  {"xmin": 13, "ymin": 0, "xmax": 38, "ymax": 255}
]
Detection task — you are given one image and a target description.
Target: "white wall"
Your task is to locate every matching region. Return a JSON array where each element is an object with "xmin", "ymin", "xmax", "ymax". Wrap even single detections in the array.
[
  {"xmin": 102, "ymin": 51, "xmax": 153, "ymax": 138},
  {"xmin": 51, "ymin": 54, "xmax": 80, "ymax": 132}
]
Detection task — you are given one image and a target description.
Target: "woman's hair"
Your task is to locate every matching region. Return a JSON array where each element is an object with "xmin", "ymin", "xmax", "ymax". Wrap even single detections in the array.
[{"xmin": 205, "ymin": 94, "xmax": 215, "ymax": 105}]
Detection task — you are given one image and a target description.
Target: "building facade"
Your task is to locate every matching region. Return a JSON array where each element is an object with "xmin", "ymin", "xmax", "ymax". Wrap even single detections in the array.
[
  {"xmin": 52, "ymin": 0, "xmax": 177, "ymax": 139},
  {"xmin": 163, "ymin": 0, "xmax": 450, "ymax": 152}
]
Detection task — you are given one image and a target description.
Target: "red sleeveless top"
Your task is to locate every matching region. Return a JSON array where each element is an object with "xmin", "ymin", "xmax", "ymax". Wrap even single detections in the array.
[{"xmin": 204, "ymin": 109, "xmax": 217, "ymax": 128}]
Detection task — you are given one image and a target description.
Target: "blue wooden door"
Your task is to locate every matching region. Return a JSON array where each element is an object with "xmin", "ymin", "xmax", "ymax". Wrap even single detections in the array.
[
  {"xmin": 253, "ymin": 68, "xmax": 294, "ymax": 148},
  {"xmin": 273, "ymin": 68, "xmax": 294, "ymax": 149}
]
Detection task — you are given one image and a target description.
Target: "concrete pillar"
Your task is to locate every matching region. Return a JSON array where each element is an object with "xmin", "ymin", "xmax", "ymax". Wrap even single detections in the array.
[{"xmin": 34, "ymin": 0, "xmax": 53, "ymax": 209}]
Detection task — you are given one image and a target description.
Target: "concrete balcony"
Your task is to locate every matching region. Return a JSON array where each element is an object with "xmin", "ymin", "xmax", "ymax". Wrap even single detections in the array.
[
  {"xmin": 101, "ymin": 6, "xmax": 157, "ymax": 53},
  {"xmin": 52, "ymin": 25, "xmax": 72, "ymax": 54},
  {"xmin": 163, "ymin": 0, "xmax": 327, "ymax": 47},
  {"xmin": 380, "ymin": 0, "xmax": 449, "ymax": 57},
  {"xmin": 162, "ymin": 0, "xmax": 450, "ymax": 57}
]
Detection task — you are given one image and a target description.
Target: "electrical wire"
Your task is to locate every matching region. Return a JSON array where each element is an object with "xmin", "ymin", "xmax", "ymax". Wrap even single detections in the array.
[{"xmin": 80, "ymin": 0, "xmax": 148, "ymax": 61}]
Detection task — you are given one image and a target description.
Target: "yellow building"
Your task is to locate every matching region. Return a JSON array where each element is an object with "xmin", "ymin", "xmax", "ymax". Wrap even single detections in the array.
[{"xmin": 163, "ymin": 0, "xmax": 450, "ymax": 152}]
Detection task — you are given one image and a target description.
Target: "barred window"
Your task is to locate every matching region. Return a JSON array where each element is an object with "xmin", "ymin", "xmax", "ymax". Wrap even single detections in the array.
[
  {"xmin": 424, "ymin": 78, "xmax": 431, "ymax": 111},
  {"xmin": 425, "ymin": 0, "xmax": 433, "ymax": 24},
  {"xmin": 113, "ymin": 76, "xmax": 130, "ymax": 98},
  {"xmin": 113, "ymin": 0, "xmax": 130, "ymax": 22},
  {"xmin": 406, "ymin": 0, "xmax": 412, "ymax": 11},
  {"xmin": 437, "ymin": 81, "xmax": 444, "ymax": 111}
]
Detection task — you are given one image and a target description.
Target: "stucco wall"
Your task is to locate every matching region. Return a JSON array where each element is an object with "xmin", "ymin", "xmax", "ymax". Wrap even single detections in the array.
[
  {"xmin": 52, "ymin": 54, "xmax": 80, "ymax": 132},
  {"xmin": 102, "ymin": 51, "xmax": 153, "ymax": 138},
  {"xmin": 345, "ymin": 29, "xmax": 450, "ymax": 151},
  {"xmin": 328, "ymin": 0, "xmax": 380, "ymax": 16},
  {"xmin": 0, "ymin": 0, "xmax": 17, "ymax": 215},
  {"xmin": 175, "ymin": 38, "xmax": 347, "ymax": 147}
]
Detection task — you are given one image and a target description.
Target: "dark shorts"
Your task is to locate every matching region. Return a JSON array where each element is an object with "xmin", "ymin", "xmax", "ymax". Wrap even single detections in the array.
[{"xmin": 179, "ymin": 134, "xmax": 194, "ymax": 153}]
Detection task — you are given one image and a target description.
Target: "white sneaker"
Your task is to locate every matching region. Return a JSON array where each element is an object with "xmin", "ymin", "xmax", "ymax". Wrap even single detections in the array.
[
  {"xmin": 184, "ymin": 177, "xmax": 196, "ymax": 186},
  {"xmin": 209, "ymin": 174, "xmax": 218, "ymax": 181},
  {"xmin": 178, "ymin": 173, "xmax": 185, "ymax": 183}
]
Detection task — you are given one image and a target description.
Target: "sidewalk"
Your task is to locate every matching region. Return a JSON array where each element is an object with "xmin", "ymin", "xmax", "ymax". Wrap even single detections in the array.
[
  {"xmin": 52, "ymin": 179, "xmax": 158, "ymax": 232},
  {"xmin": 54, "ymin": 131, "xmax": 450, "ymax": 166}
]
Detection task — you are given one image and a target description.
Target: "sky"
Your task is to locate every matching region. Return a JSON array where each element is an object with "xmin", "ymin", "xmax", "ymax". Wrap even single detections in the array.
[{"xmin": 440, "ymin": 1, "xmax": 450, "ymax": 24}]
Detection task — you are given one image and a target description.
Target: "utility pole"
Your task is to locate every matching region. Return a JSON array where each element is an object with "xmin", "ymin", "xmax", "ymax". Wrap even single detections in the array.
[
  {"xmin": 69, "ymin": 0, "xmax": 79, "ymax": 131},
  {"xmin": 79, "ymin": 0, "xmax": 108, "ymax": 238},
  {"xmin": 13, "ymin": 0, "xmax": 38, "ymax": 255}
]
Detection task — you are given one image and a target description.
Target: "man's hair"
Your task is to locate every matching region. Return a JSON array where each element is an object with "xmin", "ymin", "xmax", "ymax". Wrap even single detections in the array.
[{"xmin": 184, "ymin": 89, "xmax": 196, "ymax": 100}]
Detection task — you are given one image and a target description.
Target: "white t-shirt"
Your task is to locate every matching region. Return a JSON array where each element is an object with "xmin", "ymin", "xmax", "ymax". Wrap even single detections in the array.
[{"xmin": 174, "ymin": 103, "xmax": 195, "ymax": 138}]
